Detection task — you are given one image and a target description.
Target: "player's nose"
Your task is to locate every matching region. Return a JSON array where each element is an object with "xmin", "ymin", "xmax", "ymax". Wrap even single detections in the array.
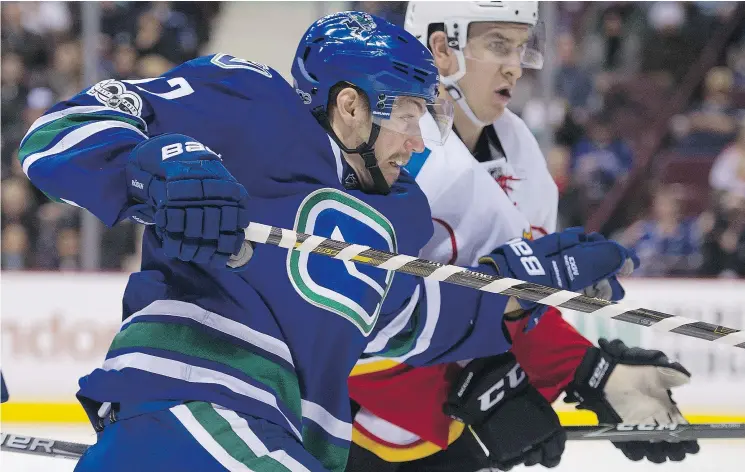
[
  {"xmin": 501, "ymin": 60, "xmax": 523, "ymax": 82},
  {"xmin": 404, "ymin": 135, "xmax": 425, "ymax": 154}
]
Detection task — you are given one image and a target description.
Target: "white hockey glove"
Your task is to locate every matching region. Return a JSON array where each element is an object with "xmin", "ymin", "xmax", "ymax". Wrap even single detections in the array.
[{"xmin": 564, "ymin": 339, "xmax": 700, "ymax": 463}]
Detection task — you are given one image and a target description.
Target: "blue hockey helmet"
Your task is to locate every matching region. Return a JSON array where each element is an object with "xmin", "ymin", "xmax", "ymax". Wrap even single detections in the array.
[{"xmin": 292, "ymin": 11, "xmax": 454, "ymax": 194}]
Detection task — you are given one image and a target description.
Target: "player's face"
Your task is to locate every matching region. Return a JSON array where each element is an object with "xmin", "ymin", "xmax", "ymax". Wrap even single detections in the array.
[
  {"xmin": 459, "ymin": 23, "xmax": 530, "ymax": 122},
  {"xmin": 373, "ymin": 96, "xmax": 427, "ymax": 186}
]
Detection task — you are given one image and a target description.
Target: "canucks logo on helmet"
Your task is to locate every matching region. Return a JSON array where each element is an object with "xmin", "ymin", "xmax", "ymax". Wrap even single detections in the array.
[{"xmin": 340, "ymin": 12, "xmax": 377, "ymax": 40}]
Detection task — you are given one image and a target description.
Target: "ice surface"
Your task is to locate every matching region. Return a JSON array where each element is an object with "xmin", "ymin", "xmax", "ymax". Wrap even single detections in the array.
[{"xmin": 1, "ymin": 423, "xmax": 743, "ymax": 471}]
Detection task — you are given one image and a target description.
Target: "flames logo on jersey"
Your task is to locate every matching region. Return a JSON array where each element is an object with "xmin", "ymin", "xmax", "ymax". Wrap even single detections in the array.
[{"xmin": 488, "ymin": 165, "xmax": 522, "ymax": 196}]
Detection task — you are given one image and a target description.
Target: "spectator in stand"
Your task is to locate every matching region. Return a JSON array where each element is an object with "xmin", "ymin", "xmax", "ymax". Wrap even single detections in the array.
[
  {"xmin": 582, "ymin": 6, "xmax": 641, "ymax": 79},
  {"xmin": 2, "ymin": 223, "xmax": 30, "ymax": 270},
  {"xmin": 700, "ymin": 191, "xmax": 745, "ymax": 277},
  {"xmin": 673, "ymin": 67, "xmax": 743, "ymax": 156},
  {"xmin": 571, "ymin": 114, "xmax": 634, "ymax": 204},
  {"xmin": 729, "ymin": 42, "xmax": 745, "ymax": 90},
  {"xmin": 56, "ymin": 226, "xmax": 81, "ymax": 271},
  {"xmin": 1, "ymin": 52, "xmax": 29, "ymax": 173},
  {"xmin": 642, "ymin": 1, "xmax": 704, "ymax": 88},
  {"xmin": 134, "ymin": 4, "xmax": 197, "ymax": 66},
  {"xmin": 47, "ymin": 40, "xmax": 83, "ymax": 100},
  {"xmin": 1, "ymin": 178, "xmax": 35, "ymax": 229},
  {"xmin": 111, "ymin": 43, "xmax": 139, "ymax": 80},
  {"xmin": 555, "ymin": 32, "xmax": 595, "ymax": 112},
  {"xmin": 23, "ymin": 87, "xmax": 56, "ymax": 134},
  {"xmin": 710, "ymin": 118, "xmax": 745, "ymax": 198},
  {"xmin": 16, "ymin": 1, "xmax": 72, "ymax": 38},
  {"xmin": 620, "ymin": 184, "xmax": 702, "ymax": 277},
  {"xmin": 1, "ymin": 2, "xmax": 48, "ymax": 69}
]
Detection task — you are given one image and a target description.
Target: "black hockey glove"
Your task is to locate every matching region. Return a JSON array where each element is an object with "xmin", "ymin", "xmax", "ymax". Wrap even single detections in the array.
[
  {"xmin": 565, "ymin": 338, "xmax": 700, "ymax": 463},
  {"xmin": 443, "ymin": 353, "xmax": 565, "ymax": 471}
]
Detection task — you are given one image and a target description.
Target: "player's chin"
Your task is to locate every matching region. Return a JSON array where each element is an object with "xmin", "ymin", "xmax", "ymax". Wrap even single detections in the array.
[
  {"xmin": 383, "ymin": 162, "xmax": 402, "ymax": 185},
  {"xmin": 481, "ymin": 102, "xmax": 505, "ymax": 123}
]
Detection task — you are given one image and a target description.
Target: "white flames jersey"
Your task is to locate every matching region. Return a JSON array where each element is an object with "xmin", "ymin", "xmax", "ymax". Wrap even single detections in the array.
[{"xmin": 410, "ymin": 109, "xmax": 558, "ymax": 266}]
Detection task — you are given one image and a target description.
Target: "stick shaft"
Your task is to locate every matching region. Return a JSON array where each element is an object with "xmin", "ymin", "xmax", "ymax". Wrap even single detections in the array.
[
  {"xmin": 4, "ymin": 424, "xmax": 744, "ymax": 460},
  {"xmin": 236, "ymin": 223, "xmax": 745, "ymax": 350},
  {"xmin": 1, "ymin": 432, "xmax": 88, "ymax": 460},
  {"xmin": 565, "ymin": 423, "xmax": 745, "ymax": 441}
]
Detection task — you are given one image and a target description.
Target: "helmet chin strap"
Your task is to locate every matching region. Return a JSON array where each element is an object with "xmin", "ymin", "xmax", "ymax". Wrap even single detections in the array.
[
  {"xmin": 440, "ymin": 49, "xmax": 491, "ymax": 128},
  {"xmin": 312, "ymin": 106, "xmax": 390, "ymax": 195}
]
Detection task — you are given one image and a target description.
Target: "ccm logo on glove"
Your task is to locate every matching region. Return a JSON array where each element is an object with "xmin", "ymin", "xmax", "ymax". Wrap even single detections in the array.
[{"xmin": 478, "ymin": 363, "xmax": 526, "ymax": 411}]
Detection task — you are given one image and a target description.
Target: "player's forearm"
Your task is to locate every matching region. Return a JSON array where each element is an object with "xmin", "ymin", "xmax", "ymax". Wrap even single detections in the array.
[
  {"xmin": 20, "ymin": 104, "xmax": 148, "ymax": 227},
  {"xmin": 507, "ymin": 307, "xmax": 592, "ymax": 402}
]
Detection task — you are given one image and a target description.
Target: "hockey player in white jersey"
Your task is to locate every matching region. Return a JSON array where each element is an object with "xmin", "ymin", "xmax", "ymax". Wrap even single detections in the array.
[{"xmin": 347, "ymin": 2, "xmax": 698, "ymax": 471}]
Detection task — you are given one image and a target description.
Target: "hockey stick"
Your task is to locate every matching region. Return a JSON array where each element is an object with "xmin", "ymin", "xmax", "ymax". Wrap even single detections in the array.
[
  {"xmin": 229, "ymin": 223, "xmax": 745, "ymax": 350},
  {"xmin": 4, "ymin": 424, "xmax": 744, "ymax": 461},
  {"xmin": 1, "ymin": 433, "xmax": 88, "ymax": 460}
]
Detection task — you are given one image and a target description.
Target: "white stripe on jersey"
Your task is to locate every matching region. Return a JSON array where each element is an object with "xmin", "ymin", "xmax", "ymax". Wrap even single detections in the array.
[
  {"xmin": 23, "ymin": 121, "xmax": 148, "ymax": 175},
  {"xmin": 212, "ymin": 404, "xmax": 312, "ymax": 472},
  {"xmin": 104, "ymin": 352, "xmax": 302, "ymax": 440},
  {"xmin": 170, "ymin": 404, "xmax": 258, "ymax": 472}
]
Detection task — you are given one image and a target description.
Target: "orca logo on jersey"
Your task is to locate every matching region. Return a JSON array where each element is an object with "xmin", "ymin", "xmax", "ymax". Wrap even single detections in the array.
[
  {"xmin": 288, "ymin": 188, "xmax": 397, "ymax": 335},
  {"xmin": 87, "ymin": 79, "xmax": 143, "ymax": 117}
]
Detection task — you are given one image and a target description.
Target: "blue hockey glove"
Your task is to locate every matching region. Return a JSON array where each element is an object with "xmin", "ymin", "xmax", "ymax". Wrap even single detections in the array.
[
  {"xmin": 480, "ymin": 228, "xmax": 639, "ymax": 315},
  {"xmin": 124, "ymin": 134, "xmax": 250, "ymax": 269}
]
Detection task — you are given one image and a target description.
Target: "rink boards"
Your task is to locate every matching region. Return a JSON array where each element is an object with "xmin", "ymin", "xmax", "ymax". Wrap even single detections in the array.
[{"xmin": 1, "ymin": 273, "xmax": 744, "ymax": 423}]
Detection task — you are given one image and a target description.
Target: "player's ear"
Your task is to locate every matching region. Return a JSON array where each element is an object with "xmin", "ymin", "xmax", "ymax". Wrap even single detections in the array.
[
  {"xmin": 429, "ymin": 31, "xmax": 454, "ymax": 74},
  {"xmin": 335, "ymin": 87, "xmax": 360, "ymax": 127}
]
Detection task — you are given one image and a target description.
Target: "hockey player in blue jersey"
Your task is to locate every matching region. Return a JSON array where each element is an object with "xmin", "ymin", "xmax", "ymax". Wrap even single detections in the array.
[{"xmin": 19, "ymin": 11, "xmax": 637, "ymax": 472}]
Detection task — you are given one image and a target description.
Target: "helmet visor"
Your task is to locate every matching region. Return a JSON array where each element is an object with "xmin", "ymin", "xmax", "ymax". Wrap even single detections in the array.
[
  {"xmin": 374, "ymin": 95, "xmax": 454, "ymax": 146},
  {"xmin": 463, "ymin": 20, "xmax": 545, "ymax": 70}
]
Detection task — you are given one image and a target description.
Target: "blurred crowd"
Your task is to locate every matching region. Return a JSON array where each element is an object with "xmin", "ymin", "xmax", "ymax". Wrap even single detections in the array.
[
  {"xmin": 543, "ymin": 2, "xmax": 745, "ymax": 279},
  {"xmin": 2, "ymin": 1, "xmax": 745, "ymax": 279},
  {"xmin": 1, "ymin": 1, "xmax": 219, "ymax": 270}
]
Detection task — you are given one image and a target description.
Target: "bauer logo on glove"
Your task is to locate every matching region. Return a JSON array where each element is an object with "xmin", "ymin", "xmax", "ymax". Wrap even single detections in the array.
[{"xmin": 124, "ymin": 133, "xmax": 251, "ymax": 270}]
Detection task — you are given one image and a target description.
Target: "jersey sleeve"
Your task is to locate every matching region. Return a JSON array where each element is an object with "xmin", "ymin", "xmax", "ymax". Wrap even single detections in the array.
[
  {"xmin": 353, "ymin": 271, "xmax": 511, "ymax": 376},
  {"xmin": 18, "ymin": 79, "xmax": 153, "ymax": 227},
  {"xmin": 18, "ymin": 53, "xmax": 285, "ymax": 227}
]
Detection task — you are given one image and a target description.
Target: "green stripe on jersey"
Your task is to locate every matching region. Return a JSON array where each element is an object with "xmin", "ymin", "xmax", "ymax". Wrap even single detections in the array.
[
  {"xmin": 186, "ymin": 402, "xmax": 292, "ymax": 472},
  {"xmin": 18, "ymin": 112, "xmax": 145, "ymax": 165},
  {"xmin": 109, "ymin": 321, "xmax": 301, "ymax": 419},
  {"xmin": 371, "ymin": 303, "xmax": 424, "ymax": 359},
  {"xmin": 302, "ymin": 425, "xmax": 349, "ymax": 472}
]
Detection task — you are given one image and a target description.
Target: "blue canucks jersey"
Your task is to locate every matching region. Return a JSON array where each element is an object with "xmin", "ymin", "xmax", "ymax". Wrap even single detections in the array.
[{"xmin": 19, "ymin": 54, "xmax": 511, "ymax": 471}]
